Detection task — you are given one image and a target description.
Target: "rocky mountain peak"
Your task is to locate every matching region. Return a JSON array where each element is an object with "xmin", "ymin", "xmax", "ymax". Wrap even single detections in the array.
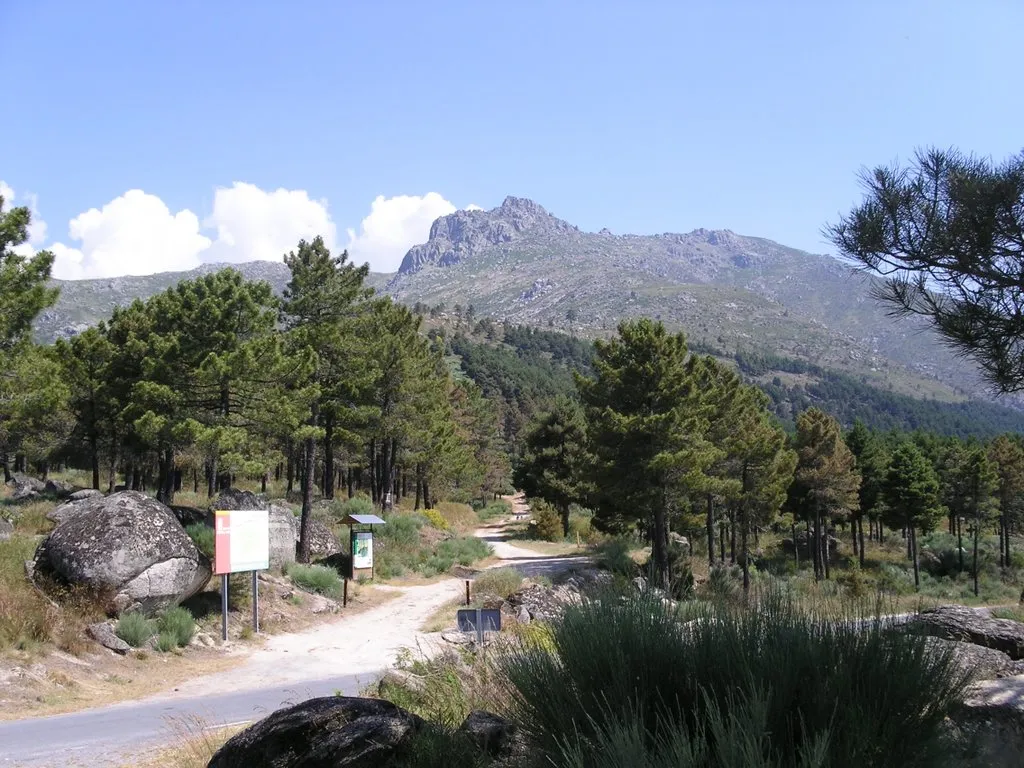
[{"xmin": 399, "ymin": 197, "xmax": 577, "ymax": 275}]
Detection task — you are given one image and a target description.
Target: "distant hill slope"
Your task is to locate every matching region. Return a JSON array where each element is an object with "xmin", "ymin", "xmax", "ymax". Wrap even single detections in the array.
[
  {"xmin": 36, "ymin": 262, "xmax": 391, "ymax": 341},
  {"xmin": 33, "ymin": 196, "xmax": 1020, "ymax": 418}
]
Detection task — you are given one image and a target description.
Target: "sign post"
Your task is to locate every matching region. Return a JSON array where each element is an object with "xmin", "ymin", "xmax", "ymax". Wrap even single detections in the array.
[
  {"xmin": 213, "ymin": 508, "xmax": 270, "ymax": 642},
  {"xmin": 338, "ymin": 514, "xmax": 386, "ymax": 594}
]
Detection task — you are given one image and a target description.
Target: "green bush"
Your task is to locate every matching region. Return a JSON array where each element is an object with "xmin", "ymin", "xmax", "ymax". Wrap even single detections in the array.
[
  {"xmin": 422, "ymin": 537, "xmax": 493, "ymax": 576},
  {"xmin": 287, "ymin": 563, "xmax": 343, "ymax": 597},
  {"xmin": 185, "ymin": 523, "xmax": 214, "ymax": 559},
  {"xmin": 115, "ymin": 613, "xmax": 157, "ymax": 648},
  {"xmin": 333, "ymin": 495, "xmax": 375, "ymax": 519},
  {"xmin": 158, "ymin": 606, "xmax": 195, "ymax": 648},
  {"xmin": 596, "ymin": 536, "xmax": 637, "ymax": 578},
  {"xmin": 530, "ymin": 499, "xmax": 563, "ymax": 542},
  {"xmin": 154, "ymin": 631, "xmax": 179, "ymax": 653},
  {"xmin": 473, "ymin": 567, "xmax": 523, "ymax": 600},
  {"xmin": 380, "ymin": 514, "xmax": 425, "ymax": 547},
  {"xmin": 566, "ymin": 509, "xmax": 592, "ymax": 541},
  {"xmin": 500, "ymin": 589, "xmax": 975, "ymax": 767},
  {"xmin": 476, "ymin": 499, "xmax": 511, "ymax": 522}
]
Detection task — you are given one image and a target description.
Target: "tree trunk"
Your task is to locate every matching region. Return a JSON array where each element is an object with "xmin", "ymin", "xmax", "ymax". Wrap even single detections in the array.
[
  {"xmin": 958, "ymin": 516, "xmax": 965, "ymax": 573},
  {"xmin": 89, "ymin": 431, "xmax": 101, "ymax": 490},
  {"xmin": 560, "ymin": 503, "xmax": 570, "ymax": 538},
  {"xmin": 324, "ymin": 415, "xmax": 335, "ymax": 500},
  {"xmin": 858, "ymin": 515, "xmax": 866, "ymax": 569},
  {"xmin": 823, "ymin": 517, "xmax": 831, "ymax": 581},
  {"xmin": 156, "ymin": 446, "xmax": 175, "ymax": 505},
  {"xmin": 193, "ymin": 468, "xmax": 199, "ymax": 494},
  {"xmin": 706, "ymin": 495, "xmax": 715, "ymax": 567},
  {"xmin": 261, "ymin": 473, "xmax": 268, "ymax": 494},
  {"xmin": 347, "ymin": 467, "xmax": 354, "ymax": 499},
  {"xmin": 208, "ymin": 456, "xmax": 217, "ymax": 499},
  {"xmin": 651, "ymin": 498, "xmax": 670, "ymax": 592},
  {"xmin": 368, "ymin": 439, "xmax": 378, "ymax": 504},
  {"xmin": 851, "ymin": 513, "xmax": 859, "ymax": 559},
  {"xmin": 812, "ymin": 508, "xmax": 822, "ymax": 581},
  {"xmin": 1, "ymin": 452, "xmax": 9, "ymax": 483},
  {"xmin": 414, "ymin": 468, "xmax": 423, "ymax": 511},
  {"xmin": 423, "ymin": 479, "xmax": 430, "ymax": 509},
  {"xmin": 999, "ymin": 515, "xmax": 1007, "ymax": 568},
  {"xmin": 286, "ymin": 448, "xmax": 294, "ymax": 495},
  {"xmin": 729, "ymin": 509, "xmax": 737, "ymax": 565},
  {"xmin": 741, "ymin": 505, "xmax": 750, "ymax": 594},
  {"xmin": 719, "ymin": 521, "xmax": 725, "ymax": 563},
  {"xmin": 912, "ymin": 526, "xmax": 920, "ymax": 590},
  {"xmin": 297, "ymin": 410, "xmax": 318, "ymax": 564},
  {"xmin": 791, "ymin": 521, "xmax": 799, "ymax": 568},
  {"xmin": 973, "ymin": 515, "xmax": 981, "ymax": 597}
]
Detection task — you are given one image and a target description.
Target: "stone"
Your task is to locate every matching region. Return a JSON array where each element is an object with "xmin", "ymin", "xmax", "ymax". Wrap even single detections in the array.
[
  {"xmin": 86, "ymin": 622, "xmax": 130, "ymax": 655},
  {"xmin": 69, "ymin": 488, "xmax": 103, "ymax": 502},
  {"xmin": 7, "ymin": 473, "xmax": 45, "ymax": 493},
  {"xmin": 268, "ymin": 504, "xmax": 299, "ymax": 570},
  {"xmin": 632, "ymin": 576, "xmax": 647, "ymax": 592},
  {"xmin": 170, "ymin": 505, "xmax": 212, "ymax": 528},
  {"xmin": 44, "ymin": 479, "xmax": 75, "ymax": 498},
  {"xmin": 305, "ymin": 594, "xmax": 339, "ymax": 615},
  {"xmin": 951, "ymin": 675, "xmax": 1024, "ymax": 767},
  {"xmin": 305, "ymin": 518, "xmax": 342, "ymax": 560},
  {"xmin": 906, "ymin": 605, "xmax": 1024, "ymax": 660},
  {"xmin": 212, "ymin": 488, "xmax": 265, "ymax": 511},
  {"xmin": 923, "ymin": 636, "xmax": 1024, "ymax": 680},
  {"xmin": 0, "ymin": 518, "xmax": 12, "ymax": 542},
  {"xmin": 207, "ymin": 696, "xmax": 425, "ymax": 768},
  {"xmin": 458, "ymin": 710, "xmax": 517, "ymax": 758},
  {"xmin": 516, "ymin": 606, "xmax": 531, "ymax": 625},
  {"xmin": 48, "ymin": 499, "xmax": 92, "ymax": 525},
  {"xmin": 36, "ymin": 491, "xmax": 211, "ymax": 615},
  {"xmin": 506, "ymin": 581, "xmax": 583, "ymax": 623}
]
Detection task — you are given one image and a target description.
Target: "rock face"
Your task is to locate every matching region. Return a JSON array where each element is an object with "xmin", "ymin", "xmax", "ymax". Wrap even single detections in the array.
[
  {"xmin": 907, "ymin": 605, "xmax": 1024, "ymax": 660},
  {"xmin": 954, "ymin": 676, "xmax": 1024, "ymax": 767},
  {"xmin": 458, "ymin": 710, "xmax": 518, "ymax": 758},
  {"xmin": 268, "ymin": 504, "xmax": 299, "ymax": 570},
  {"xmin": 7, "ymin": 474, "xmax": 44, "ymax": 501},
  {"xmin": 207, "ymin": 696, "xmax": 425, "ymax": 768},
  {"xmin": 213, "ymin": 488, "xmax": 265, "ymax": 511},
  {"xmin": 48, "ymin": 496, "xmax": 103, "ymax": 525},
  {"xmin": 923, "ymin": 636, "xmax": 1024, "ymax": 680},
  {"xmin": 170, "ymin": 505, "xmax": 212, "ymax": 528},
  {"xmin": 69, "ymin": 488, "xmax": 103, "ymax": 502},
  {"xmin": 37, "ymin": 491, "xmax": 211, "ymax": 614},
  {"xmin": 306, "ymin": 518, "xmax": 342, "ymax": 560},
  {"xmin": 44, "ymin": 479, "xmax": 75, "ymax": 498}
]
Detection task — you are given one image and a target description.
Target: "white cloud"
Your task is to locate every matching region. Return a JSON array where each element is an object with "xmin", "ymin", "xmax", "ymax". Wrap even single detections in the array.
[
  {"xmin": 50, "ymin": 190, "xmax": 211, "ymax": 280},
  {"xmin": 21, "ymin": 183, "xmax": 480, "ymax": 280},
  {"xmin": 345, "ymin": 193, "xmax": 480, "ymax": 272},
  {"xmin": 1, "ymin": 181, "xmax": 49, "ymax": 257},
  {"xmin": 0, "ymin": 181, "xmax": 13, "ymax": 212},
  {"xmin": 201, "ymin": 182, "xmax": 337, "ymax": 264}
]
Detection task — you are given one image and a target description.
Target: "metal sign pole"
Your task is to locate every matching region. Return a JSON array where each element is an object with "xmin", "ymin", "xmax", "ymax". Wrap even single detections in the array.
[
  {"xmin": 252, "ymin": 570, "xmax": 259, "ymax": 633},
  {"xmin": 221, "ymin": 574, "xmax": 229, "ymax": 642}
]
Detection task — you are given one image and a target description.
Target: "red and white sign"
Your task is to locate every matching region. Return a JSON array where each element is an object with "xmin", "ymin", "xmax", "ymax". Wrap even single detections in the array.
[{"xmin": 214, "ymin": 509, "xmax": 270, "ymax": 575}]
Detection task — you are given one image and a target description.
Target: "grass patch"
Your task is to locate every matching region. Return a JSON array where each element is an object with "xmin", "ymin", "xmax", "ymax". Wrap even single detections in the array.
[
  {"xmin": 376, "ymin": 512, "xmax": 493, "ymax": 579},
  {"xmin": 116, "ymin": 613, "xmax": 157, "ymax": 648},
  {"xmin": 0, "ymin": 536, "xmax": 55, "ymax": 651},
  {"xmin": 132, "ymin": 715, "xmax": 246, "ymax": 768},
  {"xmin": 286, "ymin": 563, "xmax": 343, "ymax": 597},
  {"xmin": 435, "ymin": 502, "xmax": 478, "ymax": 533},
  {"xmin": 472, "ymin": 567, "xmax": 523, "ymax": 600},
  {"xmin": 990, "ymin": 605, "xmax": 1024, "ymax": 622}
]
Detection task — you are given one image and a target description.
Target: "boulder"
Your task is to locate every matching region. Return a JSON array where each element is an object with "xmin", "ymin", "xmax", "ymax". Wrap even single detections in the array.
[
  {"xmin": 923, "ymin": 636, "xmax": 1024, "ymax": 680},
  {"xmin": 86, "ymin": 622, "xmax": 130, "ymax": 655},
  {"xmin": 36, "ymin": 491, "xmax": 211, "ymax": 614},
  {"xmin": 44, "ymin": 479, "xmax": 75, "ymax": 498},
  {"xmin": 458, "ymin": 710, "xmax": 518, "ymax": 758},
  {"xmin": 0, "ymin": 518, "xmax": 12, "ymax": 542},
  {"xmin": 207, "ymin": 696, "xmax": 425, "ymax": 768},
  {"xmin": 69, "ymin": 488, "xmax": 103, "ymax": 502},
  {"xmin": 170, "ymin": 505, "xmax": 212, "ymax": 528},
  {"xmin": 952, "ymin": 676, "xmax": 1024, "ymax": 767},
  {"xmin": 906, "ymin": 605, "xmax": 1024, "ymax": 660},
  {"xmin": 268, "ymin": 504, "xmax": 299, "ymax": 570},
  {"xmin": 7, "ymin": 473, "xmax": 45, "ymax": 493},
  {"xmin": 212, "ymin": 488, "xmax": 265, "ymax": 511},
  {"xmin": 48, "ymin": 498, "xmax": 95, "ymax": 526},
  {"xmin": 305, "ymin": 518, "xmax": 342, "ymax": 560}
]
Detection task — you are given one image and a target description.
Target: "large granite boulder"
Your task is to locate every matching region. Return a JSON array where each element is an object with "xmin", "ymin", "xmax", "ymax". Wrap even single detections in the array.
[
  {"xmin": 906, "ymin": 605, "xmax": 1024, "ymax": 660},
  {"xmin": 48, "ymin": 495, "xmax": 103, "ymax": 525},
  {"xmin": 923, "ymin": 636, "xmax": 1024, "ymax": 680},
  {"xmin": 212, "ymin": 488, "xmax": 265, "ymax": 511},
  {"xmin": 36, "ymin": 491, "xmax": 211, "ymax": 614},
  {"xmin": 7, "ymin": 473, "xmax": 44, "ymax": 502},
  {"xmin": 952, "ymin": 676, "xmax": 1024, "ymax": 767},
  {"xmin": 207, "ymin": 696, "xmax": 425, "ymax": 768},
  {"xmin": 69, "ymin": 488, "xmax": 103, "ymax": 502}
]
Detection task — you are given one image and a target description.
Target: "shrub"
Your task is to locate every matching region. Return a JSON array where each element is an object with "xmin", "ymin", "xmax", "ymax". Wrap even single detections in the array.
[
  {"xmin": 116, "ymin": 613, "xmax": 157, "ymax": 648},
  {"xmin": 185, "ymin": 523, "xmax": 214, "ymax": 559},
  {"xmin": 158, "ymin": 606, "xmax": 196, "ymax": 648},
  {"xmin": 155, "ymin": 631, "xmax": 179, "ymax": 653},
  {"xmin": 700, "ymin": 565, "xmax": 741, "ymax": 604},
  {"xmin": 380, "ymin": 514, "xmax": 425, "ymax": 548},
  {"xmin": 333, "ymin": 495, "xmax": 375, "ymax": 519},
  {"xmin": 422, "ymin": 537, "xmax": 493, "ymax": 576},
  {"xmin": 596, "ymin": 536, "xmax": 637, "ymax": 578},
  {"xmin": 530, "ymin": 499, "xmax": 563, "ymax": 542},
  {"xmin": 472, "ymin": 567, "xmax": 523, "ymax": 600},
  {"xmin": 501, "ymin": 589, "xmax": 974, "ymax": 767},
  {"xmin": 421, "ymin": 509, "xmax": 449, "ymax": 530},
  {"xmin": 566, "ymin": 509, "xmax": 592, "ymax": 542},
  {"xmin": 436, "ymin": 502, "xmax": 477, "ymax": 532},
  {"xmin": 476, "ymin": 499, "xmax": 511, "ymax": 522},
  {"xmin": 286, "ymin": 563, "xmax": 343, "ymax": 597}
]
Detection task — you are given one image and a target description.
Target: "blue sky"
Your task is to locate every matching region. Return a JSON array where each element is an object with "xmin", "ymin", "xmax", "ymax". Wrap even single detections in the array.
[{"xmin": 2, "ymin": 1, "xmax": 1022, "ymax": 278}]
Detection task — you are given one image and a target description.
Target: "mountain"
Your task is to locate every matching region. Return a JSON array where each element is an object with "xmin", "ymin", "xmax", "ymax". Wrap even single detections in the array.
[
  {"xmin": 33, "ymin": 196, "xmax": 1012, "ymax": 412},
  {"xmin": 389, "ymin": 196, "xmax": 992, "ymax": 404},
  {"xmin": 36, "ymin": 261, "xmax": 391, "ymax": 341}
]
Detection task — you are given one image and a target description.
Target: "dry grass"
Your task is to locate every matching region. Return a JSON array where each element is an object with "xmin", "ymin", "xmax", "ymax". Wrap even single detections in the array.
[
  {"xmin": 435, "ymin": 502, "xmax": 478, "ymax": 533},
  {"xmin": 130, "ymin": 715, "xmax": 245, "ymax": 768}
]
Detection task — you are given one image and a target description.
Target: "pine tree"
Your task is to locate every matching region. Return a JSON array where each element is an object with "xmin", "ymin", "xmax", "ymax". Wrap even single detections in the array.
[
  {"xmin": 513, "ymin": 396, "xmax": 591, "ymax": 536},
  {"xmin": 792, "ymin": 408, "xmax": 860, "ymax": 580},
  {"xmin": 577, "ymin": 319, "xmax": 716, "ymax": 590},
  {"xmin": 883, "ymin": 442, "xmax": 944, "ymax": 590},
  {"xmin": 0, "ymin": 197, "xmax": 58, "ymax": 355},
  {"xmin": 988, "ymin": 434, "xmax": 1024, "ymax": 568},
  {"xmin": 845, "ymin": 420, "xmax": 889, "ymax": 566},
  {"xmin": 56, "ymin": 327, "xmax": 115, "ymax": 489}
]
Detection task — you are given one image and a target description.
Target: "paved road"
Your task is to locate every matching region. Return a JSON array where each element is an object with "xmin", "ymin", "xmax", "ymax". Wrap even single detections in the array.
[{"xmin": 0, "ymin": 673, "xmax": 366, "ymax": 767}]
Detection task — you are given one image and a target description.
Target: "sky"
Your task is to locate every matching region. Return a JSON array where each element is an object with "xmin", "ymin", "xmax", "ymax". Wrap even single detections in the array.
[{"xmin": 1, "ymin": 1, "xmax": 1022, "ymax": 279}]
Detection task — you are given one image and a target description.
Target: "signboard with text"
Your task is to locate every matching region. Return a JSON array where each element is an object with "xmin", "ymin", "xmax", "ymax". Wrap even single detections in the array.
[
  {"xmin": 352, "ymin": 531, "xmax": 374, "ymax": 571},
  {"xmin": 214, "ymin": 509, "xmax": 270, "ymax": 575}
]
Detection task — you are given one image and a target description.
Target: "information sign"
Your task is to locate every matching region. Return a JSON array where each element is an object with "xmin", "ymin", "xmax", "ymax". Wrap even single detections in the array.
[
  {"xmin": 352, "ymin": 530, "xmax": 374, "ymax": 570},
  {"xmin": 214, "ymin": 509, "xmax": 270, "ymax": 575}
]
